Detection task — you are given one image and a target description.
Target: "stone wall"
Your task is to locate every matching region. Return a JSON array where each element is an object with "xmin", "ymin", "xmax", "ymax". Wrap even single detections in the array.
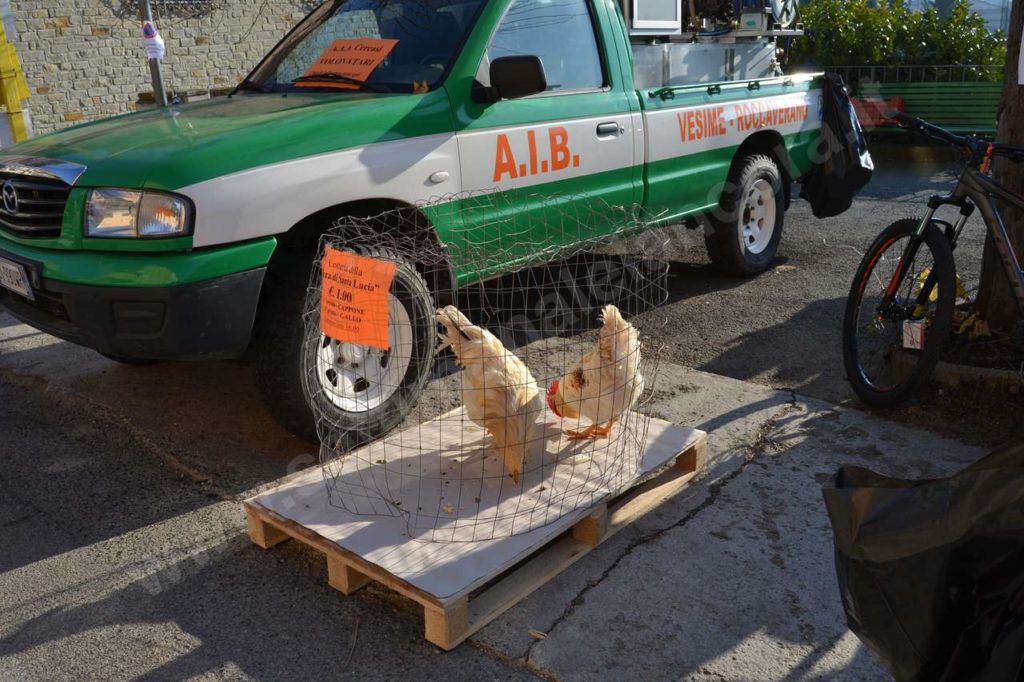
[{"xmin": 9, "ymin": 1, "xmax": 314, "ymax": 134}]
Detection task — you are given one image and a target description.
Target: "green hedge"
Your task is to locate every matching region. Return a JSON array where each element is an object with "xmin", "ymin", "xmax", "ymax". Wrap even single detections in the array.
[{"xmin": 790, "ymin": 0, "xmax": 1006, "ymax": 77}]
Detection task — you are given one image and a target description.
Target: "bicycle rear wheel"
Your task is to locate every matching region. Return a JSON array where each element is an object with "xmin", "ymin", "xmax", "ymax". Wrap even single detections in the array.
[{"xmin": 842, "ymin": 218, "xmax": 956, "ymax": 408}]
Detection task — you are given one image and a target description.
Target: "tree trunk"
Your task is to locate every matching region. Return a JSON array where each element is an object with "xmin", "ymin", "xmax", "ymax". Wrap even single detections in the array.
[{"xmin": 976, "ymin": 0, "xmax": 1024, "ymax": 331}]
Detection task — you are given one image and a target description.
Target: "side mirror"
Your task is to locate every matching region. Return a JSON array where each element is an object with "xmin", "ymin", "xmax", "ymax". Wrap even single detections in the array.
[{"xmin": 477, "ymin": 56, "xmax": 547, "ymax": 103}]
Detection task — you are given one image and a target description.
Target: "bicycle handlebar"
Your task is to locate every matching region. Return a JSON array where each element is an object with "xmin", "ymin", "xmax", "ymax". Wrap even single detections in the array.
[
  {"xmin": 890, "ymin": 112, "xmax": 967, "ymax": 146},
  {"xmin": 888, "ymin": 111, "xmax": 1024, "ymax": 164}
]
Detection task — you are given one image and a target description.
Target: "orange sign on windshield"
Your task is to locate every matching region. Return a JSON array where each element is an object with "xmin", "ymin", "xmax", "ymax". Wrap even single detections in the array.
[
  {"xmin": 320, "ymin": 247, "xmax": 396, "ymax": 349},
  {"xmin": 297, "ymin": 38, "xmax": 399, "ymax": 89}
]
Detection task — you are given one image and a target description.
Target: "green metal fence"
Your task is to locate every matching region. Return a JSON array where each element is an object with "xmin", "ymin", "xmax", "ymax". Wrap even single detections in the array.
[
  {"xmin": 832, "ymin": 64, "xmax": 1004, "ymax": 89},
  {"xmin": 833, "ymin": 65, "xmax": 1004, "ymax": 135}
]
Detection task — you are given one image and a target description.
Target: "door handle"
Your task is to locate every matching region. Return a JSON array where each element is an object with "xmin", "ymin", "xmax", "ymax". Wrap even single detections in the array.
[{"xmin": 596, "ymin": 122, "xmax": 621, "ymax": 136}]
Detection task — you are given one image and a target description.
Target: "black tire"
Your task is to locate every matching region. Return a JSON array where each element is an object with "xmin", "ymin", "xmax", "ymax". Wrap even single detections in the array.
[
  {"xmin": 704, "ymin": 154, "xmax": 786, "ymax": 276},
  {"xmin": 253, "ymin": 245, "xmax": 436, "ymax": 443},
  {"xmin": 842, "ymin": 218, "xmax": 956, "ymax": 408}
]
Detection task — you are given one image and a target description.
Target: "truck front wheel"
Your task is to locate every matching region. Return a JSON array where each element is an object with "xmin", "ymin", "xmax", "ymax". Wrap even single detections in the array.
[
  {"xmin": 704, "ymin": 154, "xmax": 785, "ymax": 276},
  {"xmin": 253, "ymin": 246, "xmax": 436, "ymax": 444}
]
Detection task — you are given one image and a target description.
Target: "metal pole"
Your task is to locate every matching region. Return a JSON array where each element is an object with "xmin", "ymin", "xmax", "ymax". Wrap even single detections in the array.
[{"xmin": 139, "ymin": 0, "xmax": 168, "ymax": 107}]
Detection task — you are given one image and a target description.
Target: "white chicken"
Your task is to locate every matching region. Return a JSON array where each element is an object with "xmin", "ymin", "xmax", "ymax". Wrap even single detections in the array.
[
  {"xmin": 435, "ymin": 305, "xmax": 543, "ymax": 485},
  {"xmin": 546, "ymin": 305, "xmax": 643, "ymax": 439}
]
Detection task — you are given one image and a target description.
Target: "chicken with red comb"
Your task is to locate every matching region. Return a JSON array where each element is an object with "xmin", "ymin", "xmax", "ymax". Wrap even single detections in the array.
[{"xmin": 547, "ymin": 305, "xmax": 643, "ymax": 439}]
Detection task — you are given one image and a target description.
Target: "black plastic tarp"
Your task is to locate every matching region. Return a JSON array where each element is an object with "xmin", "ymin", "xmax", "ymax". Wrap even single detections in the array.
[
  {"xmin": 823, "ymin": 444, "xmax": 1024, "ymax": 682},
  {"xmin": 799, "ymin": 73, "xmax": 874, "ymax": 218}
]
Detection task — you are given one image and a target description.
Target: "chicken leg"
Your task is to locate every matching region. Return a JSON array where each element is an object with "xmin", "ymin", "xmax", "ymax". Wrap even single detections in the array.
[{"xmin": 567, "ymin": 418, "xmax": 617, "ymax": 440}]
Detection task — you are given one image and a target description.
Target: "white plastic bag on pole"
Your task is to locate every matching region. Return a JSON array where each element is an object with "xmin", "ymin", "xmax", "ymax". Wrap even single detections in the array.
[
  {"xmin": 1018, "ymin": 41, "xmax": 1023, "ymax": 86},
  {"xmin": 142, "ymin": 20, "xmax": 165, "ymax": 60}
]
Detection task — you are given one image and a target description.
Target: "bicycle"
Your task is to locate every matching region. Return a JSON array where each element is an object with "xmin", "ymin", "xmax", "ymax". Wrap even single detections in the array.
[{"xmin": 842, "ymin": 112, "xmax": 1024, "ymax": 408}]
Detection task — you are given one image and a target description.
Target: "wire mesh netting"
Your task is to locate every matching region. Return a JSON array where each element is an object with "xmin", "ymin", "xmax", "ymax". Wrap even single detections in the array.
[{"xmin": 303, "ymin": 192, "xmax": 671, "ymax": 542}]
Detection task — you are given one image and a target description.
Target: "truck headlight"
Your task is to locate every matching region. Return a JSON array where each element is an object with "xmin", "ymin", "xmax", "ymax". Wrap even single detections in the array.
[{"xmin": 85, "ymin": 189, "xmax": 192, "ymax": 238}]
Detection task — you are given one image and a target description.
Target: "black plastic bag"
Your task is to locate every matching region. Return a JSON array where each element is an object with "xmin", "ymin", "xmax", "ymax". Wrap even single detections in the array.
[
  {"xmin": 799, "ymin": 73, "xmax": 874, "ymax": 218},
  {"xmin": 823, "ymin": 444, "xmax": 1024, "ymax": 682}
]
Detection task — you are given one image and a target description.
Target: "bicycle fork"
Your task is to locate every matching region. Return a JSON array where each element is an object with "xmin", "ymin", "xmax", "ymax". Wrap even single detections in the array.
[{"xmin": 880, "ymin": 198, "xmax": 973, "ymax": 321}]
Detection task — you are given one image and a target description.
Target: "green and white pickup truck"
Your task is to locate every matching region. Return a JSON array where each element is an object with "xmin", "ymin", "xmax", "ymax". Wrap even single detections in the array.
[{"xmin": 0, "ymin": 0, "xmax": 822, "ymax": 439}]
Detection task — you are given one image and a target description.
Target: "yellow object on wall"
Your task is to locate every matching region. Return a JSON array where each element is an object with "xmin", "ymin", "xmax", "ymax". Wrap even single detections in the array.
[{"xmin": 0, "ymin": 18, "xmax": 30, "ymax": 142}]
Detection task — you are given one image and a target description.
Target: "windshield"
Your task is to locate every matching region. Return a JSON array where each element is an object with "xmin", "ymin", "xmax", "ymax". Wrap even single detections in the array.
[{"xmin": 246, "ymin": 0, "xmax": 486, "ymax": 94}]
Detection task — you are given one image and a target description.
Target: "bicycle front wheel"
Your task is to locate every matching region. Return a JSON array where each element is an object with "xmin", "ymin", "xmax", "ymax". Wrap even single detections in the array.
[{"xmin": 842, "ymin": 218, "xmax": 956, "ymax": 408}]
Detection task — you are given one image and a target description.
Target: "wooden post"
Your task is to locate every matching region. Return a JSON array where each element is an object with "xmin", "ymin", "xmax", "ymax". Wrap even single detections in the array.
[
  {"xmin": 676, "ymin": 437, "xmax": 708, "ymax": 473},
  {"xmin": 245, "ymin": 505, "xmax": 290, "ymax": 549},
  {"xmin": 572, "ymin": 505, "xmax": 609, "ymax": 547},
  {"xmin": 327, "ymin": 556, "xmax": 371, "ymax": 595},
  {"xmin": 424, "ymin": 597, "xmax": 469, "ymax": 650}
]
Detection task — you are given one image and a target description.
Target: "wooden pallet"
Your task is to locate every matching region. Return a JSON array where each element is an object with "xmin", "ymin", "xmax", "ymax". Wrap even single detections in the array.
[{"xmin": 245, "ymin": 416, "xmax": 706, "ymax": 650}]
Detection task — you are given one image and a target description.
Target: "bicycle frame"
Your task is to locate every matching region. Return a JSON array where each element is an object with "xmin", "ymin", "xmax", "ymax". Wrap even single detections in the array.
[
  {"xmin": 962, "ymin": 170, "xmax": 1024, "ymax": 317},
  {"xmin": 884, "ymin": 165, "xmax": 1024, "ymax": 319}
]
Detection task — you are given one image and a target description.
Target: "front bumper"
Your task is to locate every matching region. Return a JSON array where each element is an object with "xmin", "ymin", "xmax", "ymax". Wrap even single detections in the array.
[{"xmin": 0, "ymin": 257, "xmax": 266, "ymax": 360}]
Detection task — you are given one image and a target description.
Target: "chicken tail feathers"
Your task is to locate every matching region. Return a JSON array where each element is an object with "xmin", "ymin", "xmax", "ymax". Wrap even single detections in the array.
[
  {"xmin": 600, "ymin": 304, "xmax": 627, "ymax": 331},
  {"xmin": 598, "ymin": 304, "xmax": 638, "ymax": 363},
  {"xmin": 487, "ymin": 393, "xmax": 543, "ymax": 488}
]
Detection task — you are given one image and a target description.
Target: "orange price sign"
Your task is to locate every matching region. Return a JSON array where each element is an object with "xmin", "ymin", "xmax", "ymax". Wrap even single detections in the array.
[
  {"xmin": 320, "ymin": 248, "xmax": 397, "ymax": 350},
  {"xmin": 297, "ymin": 38, "xmax": 399, "ymax": 89}
]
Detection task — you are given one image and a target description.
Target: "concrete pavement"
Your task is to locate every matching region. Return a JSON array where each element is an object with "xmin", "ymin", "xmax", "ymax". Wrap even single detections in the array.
[{"xmin": 0, "ymin": 313, "xmax": 984, "ymax": 680}]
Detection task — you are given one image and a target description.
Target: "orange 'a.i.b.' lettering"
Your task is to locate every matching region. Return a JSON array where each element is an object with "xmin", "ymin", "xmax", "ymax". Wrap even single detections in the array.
[
  {"xmin": 320, "ymin": 247, "xmax": 397, "ymax": 350},
  {"xmin": 493, "ymin": 133, "xmax": 518, "ymax": 182},
  {"xmin": 549, "ymin": 127, "xmax": 571, "ymax": 171},
  {"xmin": 492, "ymin": 127, "xmax": 579, "ymax": 182}
]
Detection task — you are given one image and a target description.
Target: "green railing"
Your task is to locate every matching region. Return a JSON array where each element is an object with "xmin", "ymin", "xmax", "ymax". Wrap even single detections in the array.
[
  {"xmin": 831, "ymin": 64, "xmax": 1004, "ymax": 91},
  {"xmin": 833, "ymin": 65, "xmax": 1004, "ymax": 135}
]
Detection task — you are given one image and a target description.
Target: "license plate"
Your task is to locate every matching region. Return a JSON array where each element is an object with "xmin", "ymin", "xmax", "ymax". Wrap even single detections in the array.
[{"xmin": 0, "ymin": 256, "xmax": 34, "ymax": 301}]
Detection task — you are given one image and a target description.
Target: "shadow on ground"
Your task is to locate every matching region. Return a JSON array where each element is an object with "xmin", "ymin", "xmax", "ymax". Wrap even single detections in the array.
[
  {"xmin": 0, "ymin": 532, "xmax": 525, "ymax": 681},
  {"xmin": 697, "ymin": 296, "xmax": 848, "ymax": 402},
  {"xmin": 3, "ymin": 381, "xmax": 949, "ymax": 681}
]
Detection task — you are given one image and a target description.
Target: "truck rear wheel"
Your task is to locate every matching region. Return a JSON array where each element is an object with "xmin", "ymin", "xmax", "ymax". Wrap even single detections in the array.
[
  {"xmin": 253, "ymin": 246, "xmax": 436, "ymax": 444},
  {"xmin": 704, "ymin": 154, "xmax": 785, "ymax": 276}
]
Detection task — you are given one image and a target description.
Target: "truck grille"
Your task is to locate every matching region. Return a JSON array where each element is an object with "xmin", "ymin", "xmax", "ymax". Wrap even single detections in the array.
[{"xmin": 0, "ymin": 173, "xmax": 70, "ymax": 238}]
